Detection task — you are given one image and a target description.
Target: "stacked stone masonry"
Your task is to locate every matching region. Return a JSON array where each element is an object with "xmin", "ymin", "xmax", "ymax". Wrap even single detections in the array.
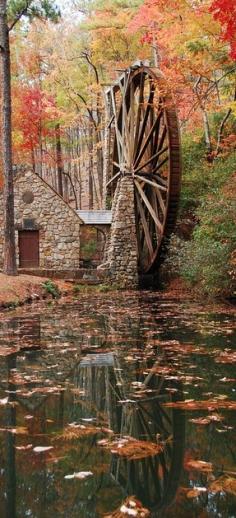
[
  {"xmin": 104, "ymin": 175, "xmax": 138, "ymax": 289},
  {"xmin": 0, "ymin": 170, "xmax": 81, "ymax": 270}
]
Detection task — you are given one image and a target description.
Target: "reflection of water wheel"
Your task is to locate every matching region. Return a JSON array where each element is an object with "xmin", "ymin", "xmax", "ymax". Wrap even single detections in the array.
[
  {"xmin": 106, "ymin": 64, "xmax": 181, "ymax": 274},
  {"xmin": 111, "ymin": 366, "xmax": 185, "ymax": 513}
]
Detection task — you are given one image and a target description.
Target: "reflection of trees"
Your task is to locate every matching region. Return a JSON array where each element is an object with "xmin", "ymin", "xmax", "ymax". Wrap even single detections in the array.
[{"xmin": 5, "ymin": 354, "xmax": 17, "ymax": 518}]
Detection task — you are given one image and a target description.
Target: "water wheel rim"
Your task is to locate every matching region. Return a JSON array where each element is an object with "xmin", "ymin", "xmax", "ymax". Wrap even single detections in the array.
[{"xmin": 109, "ymin": 66, "xmax": 181, "ymax": 274}]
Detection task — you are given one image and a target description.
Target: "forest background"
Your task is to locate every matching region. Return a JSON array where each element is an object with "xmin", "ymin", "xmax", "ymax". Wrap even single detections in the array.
[{"xmin": 0, "ymin": 0, "xmax": 235, "ymax": 298}]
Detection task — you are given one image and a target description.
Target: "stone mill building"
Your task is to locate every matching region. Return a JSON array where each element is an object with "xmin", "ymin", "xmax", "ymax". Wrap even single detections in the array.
[{"xmin": 0, "ymin": 169, "xmax": 82, "ymax": 272}]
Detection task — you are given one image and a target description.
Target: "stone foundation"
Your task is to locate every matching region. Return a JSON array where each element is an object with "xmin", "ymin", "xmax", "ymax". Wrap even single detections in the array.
[{"xmin": 101, "ymin": 175, "xmax": 138, "ymax": 289}]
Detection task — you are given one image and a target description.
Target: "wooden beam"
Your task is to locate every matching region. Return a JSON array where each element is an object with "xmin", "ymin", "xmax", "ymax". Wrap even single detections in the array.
[
  {"xmin": 134, "ymin": 146, "xmax": 168, "ymax": 174},
  {"xmin": 134, "ymin": 174, "xmax": 167, "ymax": 192},
  {"xmin": 135, "ymin": 190, "xmax": 154, "ymax": 257},
  {"xmin": 134, "ymin": 180, "xmax": 163, "ymax": 232}
]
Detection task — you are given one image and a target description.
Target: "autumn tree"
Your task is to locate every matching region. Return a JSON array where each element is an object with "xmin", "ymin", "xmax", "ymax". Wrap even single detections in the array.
[
  {"xmin": 129, "ymin": 0, "xmax": 236, "ymax": 159},
  {"xmin": 0, "ymin": 0, "xmax": 60, "ymax": 275}
]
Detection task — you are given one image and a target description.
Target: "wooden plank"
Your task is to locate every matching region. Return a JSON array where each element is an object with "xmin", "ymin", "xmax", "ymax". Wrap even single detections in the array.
[
  {"xmin": 134, "ymin": 84, "xmax": 155, "ymax": 163},
  {"xmin": 152, "ymin": 156, "xmax": 169, "ymax": 174},
  {"xmin": 110, "ymin": 88, "xmax": 123, "ymax": 165},
  {"xmin": 135, "ymin": 190, "xmax": 154, "ymax": 257},
  {"xmin": 134, "ymin": 72, "xmax": 145, "ymax": 157},
  {"xmin": 134, "ymin": 174, "xmax": 167, "ymax": 192},
  {"xmin": 134, "ymin": 180, "xmax": 163, "ymax": 232},
  {"xmin": 106, "ymin": 170, "xmax": 121, "ymax": 188},
  {"xmin": 134, "ymin": 110, "xmax": 162, "ymax": 168},
  {"xmin": 134, "ymin": 146, "xmax": 168, "ymax": 174}
]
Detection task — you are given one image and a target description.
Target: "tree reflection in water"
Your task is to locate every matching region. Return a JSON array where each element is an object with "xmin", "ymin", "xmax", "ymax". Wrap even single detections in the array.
[{"xmin": 0, "ymin": 294, "xmax": 235, "ymax": 517}]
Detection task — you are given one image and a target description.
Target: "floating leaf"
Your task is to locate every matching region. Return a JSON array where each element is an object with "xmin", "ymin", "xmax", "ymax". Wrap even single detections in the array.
[
  {"xmin": 55, "ymin": 423, "xmax": 103, "ymax": 441},
  {"xmin": 209, "ymin": 475, "xmax": 236, "ymax": 495},
  {"xmin": 64, "ymin": 471, "xmax": 93, "ymax": 480},
  {"xmin": 185, "ymin": 460, "xmax": 213, "ymax": 473},
  {"xmin": 15, "ymin": 444, "xmax": 33, "ymax": 451},
  {"xmin": 33, "ymin": 446, "xmax": 54, "ymax": 453},
  {"xmin": 187, "ymin": 487, "xmax": 207, "ymax": 498},
  {"xmin": 164, "ymin": 400, "xmax": 236, "ymax": 410},
  {"xmin": 98, "ymin": 437, "xmax": 163, "ymax": 460},
  {"xmin": 0, "ymin": 427, "xmax": 28, "ymax": 435},
  {"xmin": 0, "ymin": 397, "xmax": 8, "ymax": 405},
  {"xmin": 104, "ymin": 496, "xmax": 150, "ymax": 517}
]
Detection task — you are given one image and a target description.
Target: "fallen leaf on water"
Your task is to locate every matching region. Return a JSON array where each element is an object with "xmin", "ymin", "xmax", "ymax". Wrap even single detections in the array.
[
  {"xmin": 164, "ymin": 400, "xmax": 236, "ymax": 410},
  {"xmin": 55, "ymin": 424, "xmax": 103, "ymax": 441},
  {"xmin": 0, "ymin": 397, "xmax": 8, "ymax": 405},
  {"xmin": 187, "ymin": 487, "xmax": 207, "ymax": 498},
  {"xmin": 185, "ymin": 460, "xmax": 213, "ymax": 473},
  {"xmin": 104, "ymin": 496, "xmax": 150, "ymax": 517},
  {"xmin": 64, "ymin": 471, "xmax": 93, "ymax": 480},
  {"xmin": 215, "ymin": 352, "xmax": 236, "ymax": 363},
  {"xmin": 209, "ymin": 475, "xmax": 236, "ymax": 495},
  {"xmin": 15, "ymin": 444, "xmax": 33, "ymax": 451},
  {"xmin": 189, "ymin": 417, "xmax": 210, "ymax": 425},
  {"xmin": 0, "ymin": 427, "xmax": 28, "ymax": 435},
  {"xmin": 98, "ymin": 437, "xmax": 163, "ymax": 460},
  {"xmin": 190, "ymin": 414, "xmax": 223, "ymax": 425},
  {"xmin": 33, "ymin": 446, "xmax": 54, "ymax": 453},
  {"xmin": 219, "ymin": 377, "xmax": 236, "ymax": 383}
]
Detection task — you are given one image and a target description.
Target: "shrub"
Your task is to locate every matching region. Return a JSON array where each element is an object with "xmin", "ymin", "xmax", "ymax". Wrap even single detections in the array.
[{"xmin": 42, "ymin": 280, "xmax": 60, "ymax": 298}]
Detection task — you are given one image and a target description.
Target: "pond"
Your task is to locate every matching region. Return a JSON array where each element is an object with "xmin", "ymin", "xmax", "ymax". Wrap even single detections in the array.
[{"xmin": 0, "ymin": 291, "xmax": 235, "ymax": 517}]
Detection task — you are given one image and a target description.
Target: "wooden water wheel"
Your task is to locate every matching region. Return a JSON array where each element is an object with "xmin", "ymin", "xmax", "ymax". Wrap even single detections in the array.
[{"xmin": 106, "ymin": 64, "xmax": 181, "ymax": 274}]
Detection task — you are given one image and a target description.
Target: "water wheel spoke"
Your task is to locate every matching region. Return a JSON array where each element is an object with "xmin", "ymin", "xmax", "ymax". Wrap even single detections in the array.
[
  {"xmin": 110, "ymin": 88, "xmax": 123, "ymax": 164},
  {"xmin": 134, "ymin": 72, "xmax": 145, "ymax": 155},
  {"xmin": 152, "ymin": 156, "xmax": 169, "ymax": 174},
  {"xmin": 122, "ymin": 97, "xmax": 132, "ymax": 165},
  {"xmin": 151, "ymin": 108, "xmax": 163, "ymax": 155},
  {"xmin": 136, "ymin": 171, "xmax": 168, "ymax": 189},
  {"xmin": 153, "ymin": 184, "xmax": 166, "ymax": 215},
  {"xmin": 106, "ymin": 170, "xmax": 121, "ymax": 188},
  {"xmin": 135, "ymin": 191, "xmax": 154, "ymax": 258},
  {"xmin": 129, "ymin": 80, "xmax": 136, "ymax": 159},
  {"xmin": 157, "ymin": 125, "xmax": 167, "ymax": 153},
  {"xmin": 134, "ymin": 180, "xmax": 163, "ymax": 233},
  {"xmin": 134, "ymin": 146, "xmax": 168, "ymax": 174},
  {"xmin": 134, "ymin": 110, "xmax": 162, "ymax": 168},
  {"xmin": 134, "ymin": 174, "xmax": 167, "ymax": 194},
  {"xmin": 134, "ymin": 82, "xmax": 155, "ymax": 164}
]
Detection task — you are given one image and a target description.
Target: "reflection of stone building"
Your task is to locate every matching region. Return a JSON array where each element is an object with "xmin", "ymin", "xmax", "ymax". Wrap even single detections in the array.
[{"xmin": 0, "ymin": 170, "xmax": 82, "ymax": 271}]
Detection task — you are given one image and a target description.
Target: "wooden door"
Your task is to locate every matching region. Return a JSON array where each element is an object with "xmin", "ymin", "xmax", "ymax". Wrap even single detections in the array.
[{"xmin": 19, "ymin": 231, "xmax": 39, "ymax": 267}]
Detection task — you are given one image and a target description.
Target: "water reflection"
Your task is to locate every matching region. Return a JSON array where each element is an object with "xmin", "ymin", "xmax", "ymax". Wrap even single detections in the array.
[{"xmin": 0, "ymin": 294, "xmax": 235, "ymax": 517}]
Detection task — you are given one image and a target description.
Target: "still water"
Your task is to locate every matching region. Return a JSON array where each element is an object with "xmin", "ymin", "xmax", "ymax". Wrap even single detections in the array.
[{"xmin": 0, "ymin": 292, "xmax": 235, "ymax": 517}]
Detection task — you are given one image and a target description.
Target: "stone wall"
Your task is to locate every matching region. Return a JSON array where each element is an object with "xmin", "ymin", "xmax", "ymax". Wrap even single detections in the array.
[
  {"xmin": 101, "ymin": 175, "xmax": 138, "ymax": 288},
  {"xmin": 0, "ymin": 170, "xmax": 81, "ymax": 270}
]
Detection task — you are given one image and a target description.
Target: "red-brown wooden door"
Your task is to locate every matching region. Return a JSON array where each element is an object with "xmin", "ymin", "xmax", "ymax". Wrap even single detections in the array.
[{"xmin": 19, "ymin": 231, "xmax": 39, "ymax": 267}]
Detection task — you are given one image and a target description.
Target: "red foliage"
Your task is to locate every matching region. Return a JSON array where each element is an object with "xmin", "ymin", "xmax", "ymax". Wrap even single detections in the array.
[
  {"xmin": 14, "ymin": 86, "xmax": 58, "ymax": 154},
  {"xmin": 210, "ymin": 0, "xmax": 236, "ymax": 59}
]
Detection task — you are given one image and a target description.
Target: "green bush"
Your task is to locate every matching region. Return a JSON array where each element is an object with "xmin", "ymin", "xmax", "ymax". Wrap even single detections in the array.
[
  {"xmin": 81, "ymin": 239, "xmax": 97, "ymax": 259},
  {"xmin": 164, "ymin": 136, "xmax": 236, "ymax": 299},
  {"xmin": 180, "ymin": 135, "xmax": 236, "ymax": 213},
  {"xmin": 42, "ymin": 280, "xmax": 61, "ymax": 298},
  {"xmin": 179, "ymin": 187, "xmax": 236, "ymax": 298}
]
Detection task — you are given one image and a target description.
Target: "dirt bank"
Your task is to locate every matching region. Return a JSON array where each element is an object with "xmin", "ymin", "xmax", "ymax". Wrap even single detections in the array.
[{"xmin": 0, "ymin": 273, "xmax": 72, "ymax": 309}]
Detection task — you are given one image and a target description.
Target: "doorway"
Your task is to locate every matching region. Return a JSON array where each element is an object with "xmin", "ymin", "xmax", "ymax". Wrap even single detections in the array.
[{"xmin": 18, "ymin": 230, "xmax": 39, "ymax": 267}]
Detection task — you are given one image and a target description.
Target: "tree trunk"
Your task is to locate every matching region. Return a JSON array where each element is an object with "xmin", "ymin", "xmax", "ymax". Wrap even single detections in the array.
[
  {"xmin": 88, "ymin": 123, "xmax": 94, "ymax": 209},
  {"xmin": 55, "ymin": 123, "xmax": 63, "ymax": 197},
  {"xmin": 0, "ymin": 1, "xmax": 17, "ymax": 275}
]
